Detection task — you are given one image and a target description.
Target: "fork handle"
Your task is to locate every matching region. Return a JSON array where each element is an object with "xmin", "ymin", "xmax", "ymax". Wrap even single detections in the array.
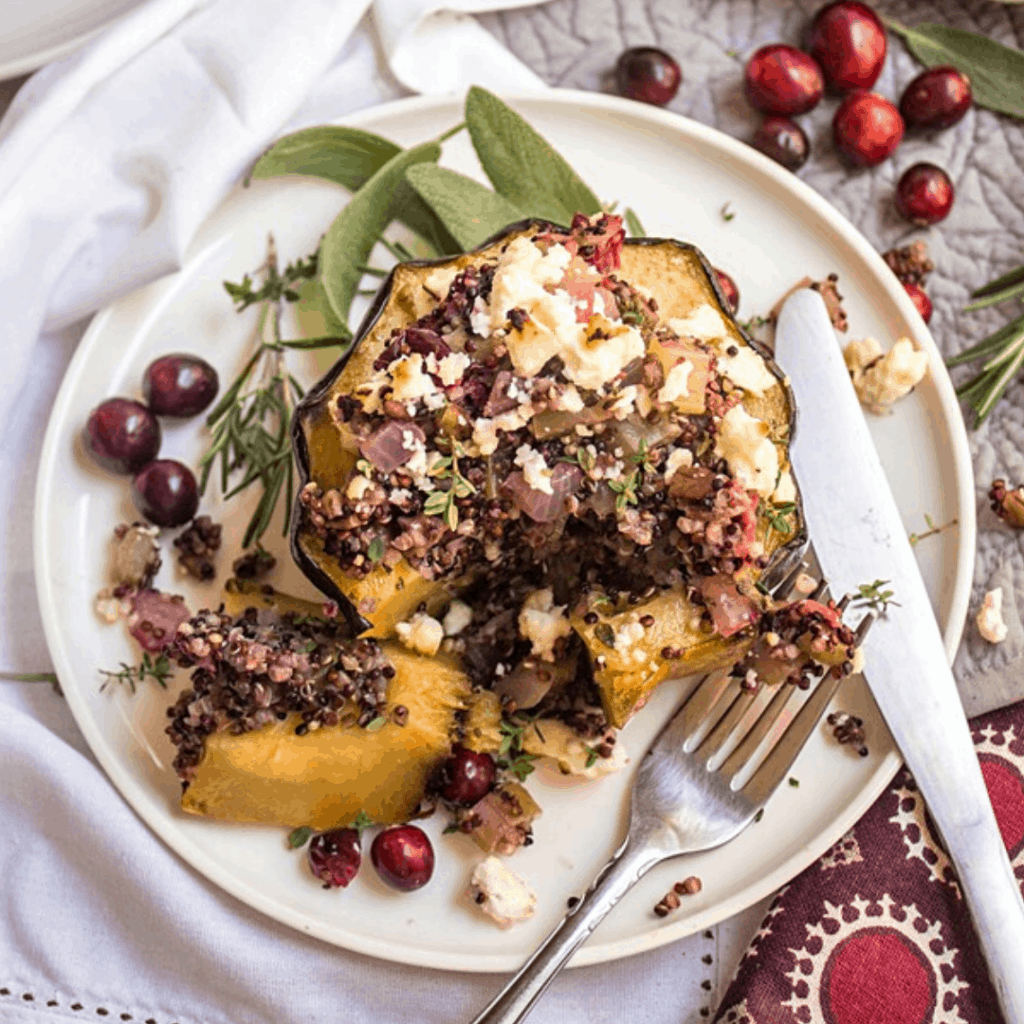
[{"xmin": 469, "ymin": 839, "xmax": 662, "ymax": 1024}]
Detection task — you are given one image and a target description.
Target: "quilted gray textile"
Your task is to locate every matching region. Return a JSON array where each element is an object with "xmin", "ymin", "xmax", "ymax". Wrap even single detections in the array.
[{"xmin": 484, "ymin": 0, "xmax": 1024, "ymax": 700}]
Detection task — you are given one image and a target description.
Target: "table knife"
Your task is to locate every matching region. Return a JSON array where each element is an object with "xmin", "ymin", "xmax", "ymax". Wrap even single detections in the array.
[{"xmin": 775, "ymin": 288, "xmax": 1024, "ymax": 1024}]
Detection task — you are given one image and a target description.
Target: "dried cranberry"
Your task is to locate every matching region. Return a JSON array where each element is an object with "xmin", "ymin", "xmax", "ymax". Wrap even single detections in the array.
[
  {"xmin": 614, "ymin": 47, "xmax": 682, "ymax": 106},
  {"xmin": 132, "ymin": 459, "xmax": 200, "ymax": 528},
  {"xmin": 832, "ymin": 91, "xmax": 903, "ymax": 167},
  {"xmin": 441, "ymin": 748, "xmax": 496, "ymax": 806},
  {"xmin": 714, "ymin": 269, "xmax": 740, "ymax": 314},
  {"xmin": 808, "ymin": 2, "xmax": 887, "ymax": 92},
  {"xmin": 895, "ymin": 163, "xmax": 954, "ymax": 226},
  {"xmin": 84, "ymin": 398, "xmax": 161, "ymax": 475},
  {"xmin": 308, "ymin": 828, "xmax": 361, "ymax": 888},
  {"xmin": 143, "ymin": 354, "xmax": 219, "ymax": 418},
  {"xmin": 899, "ymin": 66, "xmax": 972, "ymax": 130},
  {"xmin": 903, "ymin": 282, "xmax": 933, "ymax": 325},
  {"xmin": 744, "ymin": 44, "xmax": 824, "ymax": 116},
  {"xmin": 370, "ymin": 825, "xmax": 434, "ymax": 891},
  {"xmin": 751, "ymin": 116, "xmax": 810, "ymax": 172}
]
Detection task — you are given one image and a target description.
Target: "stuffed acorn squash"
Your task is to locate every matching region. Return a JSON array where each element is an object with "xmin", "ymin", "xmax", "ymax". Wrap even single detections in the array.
[{"xmin": 291, "ymin": 213, "xmax": 805, "ymax": 732}]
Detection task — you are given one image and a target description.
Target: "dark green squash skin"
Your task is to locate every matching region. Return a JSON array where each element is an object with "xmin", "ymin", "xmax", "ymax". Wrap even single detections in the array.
[{"xmin": 290, "ymin": 219, "xmax": 807, "ymax": 631}]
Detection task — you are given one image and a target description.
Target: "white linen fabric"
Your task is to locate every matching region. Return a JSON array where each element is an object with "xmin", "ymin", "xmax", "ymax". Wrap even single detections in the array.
[{"xmin": 0, "ymin": 2, "xmax": 733, "ymax": 1022}]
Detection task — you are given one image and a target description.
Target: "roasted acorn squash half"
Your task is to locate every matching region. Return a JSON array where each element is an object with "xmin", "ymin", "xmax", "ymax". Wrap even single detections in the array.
[{"xmin": 290, "ymin": 216, "xmax": 805, "ymax": 729}]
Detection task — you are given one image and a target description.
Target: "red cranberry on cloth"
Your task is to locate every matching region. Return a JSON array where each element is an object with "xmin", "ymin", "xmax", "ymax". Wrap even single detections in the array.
[{"xmin": 713, "ymin": 700, "xmax": 1024, "ymax": 1023}]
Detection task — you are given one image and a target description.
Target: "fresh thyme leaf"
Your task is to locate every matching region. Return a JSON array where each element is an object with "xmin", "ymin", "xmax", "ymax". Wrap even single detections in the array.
[
  {"xmin": 349, "ymin": 811, "xmax": 374, "ymax": 834},
  {"xmin": 621, "ymin": 310, "xmax": 643, "ymax": 326},
  {"xmin": 367, "ymin": 537, "xmax": 386, "ymax": 563},
  {"xmin": 320, "ymin": 141, "xmax": 442, "ymax": 331},
  {"xmin": 443, "ymin": 822, "xmax": 460, "ymax": 835},
  {"xmin": 365, "ymin": 716, "xmax": 387, "ymax": 732},
  {"xmin": 99, "ymin": 653, "xmax": 172, "ymax": 695},
  {"xmin": 788, "ymin": 777, "xmax": 799, "ymax": 788},
  {"xmin": 609, "ymin": 470, "xmax": 640, "ymax": 510},
  {"xmin": 405, "ymin": 163, "xmax": 524, "ymax": 250},
  {"xmin": 583, "ymin": 745, "xmax": 599, "ymax": 769},
  {"xmin": 507, "ymin": 753, "xmax": 538, "ymax": 781},
  {"xmin": 288, "ymin": 825, "xmax": 314, "ymax": 848},
  {"xmin": 760, "ymin": 498, "xmax": 796, "ymax": 535},
  {"xmin": 465, "ymin": 86, "xmax": 601, "ymax": 224},
  {"xmin": 0, "ymin": 671, "xmax": 59, "ymax": 683},
  {"xmin": 853, "ymin": 579, "xmax": 900, "ymax": 613},
  {"xmin": 721, "ymin": 202, "xmax": 736, "ymax": 222}
]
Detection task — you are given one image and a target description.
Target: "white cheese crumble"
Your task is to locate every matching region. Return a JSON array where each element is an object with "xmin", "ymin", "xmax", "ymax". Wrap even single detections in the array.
[
  {"xmin": 657, "ymin": 358, "xmax": 694, "ymax": 405},
  {"xmin": 514, "ymin": 444, "xmax": 554, "ymax": 494},
  {"xmin": 346, "ymin": 474, "xmax": 373, "ymax": 501},
  {"xmin": 438, "ymin": 352, "xmax": 471, "ymax": 386},
  {"xmin": 977, "ymin": 588, "xmax": 1008, "ymax": 644},
  {"xmin": 664, "ymin": 447, "xmax": 694, "ymax": 481},
  {"xmin": 443, "ymin": 600, "xmax": 474, "ymax": 637},
  {"xmin": 562, "ymin": 319, "xmax": 645, "ymax": 392},
  {"xmin": 615, "ymin": 620, "xmax": 646, "ymax": 650},
  {"xmin": 773, "ymin": 469, "xmax": 797, "ymax": 503},
  {"xmin": 714, "ymin": 404, "xmax": 779, "ymax": 497},
  {"xmin": 518, "ymin": 588, "xmax": 572, "ymax": 660},
  {"xmin": 388, "ymin": 354, "xmax": 437, "ymax": 403},
  {"xmin": 468, "ymin": 857, "xmax": 536, "ymax": 928},
  {"xmin": 552, "ymin": 385, "xmax": 584, "ymax": 412},
  {"xmin": 523, "ymin": 720, "xmax": 630, "ymax": 780},
  {"xmin": 395, "ymin": 612, "xmax": 444, "ymax": 656},
  {"xmin": 715, "ymin": 343, "xmax": 776, "ymax": 396},
  {"xmin": 667, "ymin": 305, "xmax": 729, "ymax": 343},
  {"xmin": 423, "ymin": 265, "xmax": 459, "ymax": 298},
  {"xmin": 844, "ymin": 336, "xmax": 928, "ymax": 414}
]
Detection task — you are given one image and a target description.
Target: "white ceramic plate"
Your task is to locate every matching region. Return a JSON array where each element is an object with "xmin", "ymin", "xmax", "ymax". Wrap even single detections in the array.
[
  {"xmin": 0, "ymin": 0, "xmax": 148, "ymax": 79},
  {"xmin": 35, "ymin": 92, "xmax": 975, "ymax": 971}
]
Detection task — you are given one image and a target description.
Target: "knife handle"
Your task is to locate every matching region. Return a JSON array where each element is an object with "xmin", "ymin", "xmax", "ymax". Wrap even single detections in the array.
[{"xmin": 942, "ymin": 815, "xmax": 1024, "ymax": 1023}]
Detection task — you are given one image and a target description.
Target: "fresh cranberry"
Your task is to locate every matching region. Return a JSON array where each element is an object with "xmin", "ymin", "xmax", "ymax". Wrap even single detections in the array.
[
  {"xmin": 132, "ymin": 460, "xmax": 199, "ymax": 528},
  {"xmin": 615, "ymin": 47, "xmax": 682, "ymax": 106},
  {"xmin": 84, "ymin": 398, "xmax": 161, "ymax": 475},
  {"xmin": 808, "ymin": 2, "xmax": 887, "ymax": 91},
  {"xmin": 744, "ymin": 44, "xmax": 824, "ymax": 116},
  {"xmin": 833, "ymin": 91, "xmax": 903, "ymax": 167},
  {"xmin": 370, "ymin": 825, "xmax": 434, "ymax": 891},
  {"xmin": 143, "ymin": 354, "xmax": 219, "ymax": 418},
  {"xmin": 441, "ymin": 748, "xmax": 496, "ymax": 806},
  {"xmin": 895, "ymin": 163, "xmax": 954, "ymax": 225},
  {"xmin": 903, "ymin": 281, "xmax": 933, "ymax": 324},
  {"xmin": 714, "ymin": 269, "xmax": 740, "ymax": 314},
  {"xmin": 899, "ymin": 66, "xmax": 972, "ymax": 130},
  {"xmin": 308, "ymin": 828, "xmax": 362, "ymax": 888},
  {"xmin": 751, "ymin": 116, "xmax": 810, "ymax": 172}
]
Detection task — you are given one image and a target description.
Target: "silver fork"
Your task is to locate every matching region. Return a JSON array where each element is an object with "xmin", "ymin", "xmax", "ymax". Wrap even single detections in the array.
[{"xmin": 469, "ymin": 563, "xmax": 874, "ymax": 1024}]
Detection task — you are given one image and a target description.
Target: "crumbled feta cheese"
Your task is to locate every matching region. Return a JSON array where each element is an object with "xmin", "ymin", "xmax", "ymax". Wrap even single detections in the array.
[
  {"xmin": 844, "ymin": 336, "xmax": 928, "ymax": 414},
  {"xmin": 472, "ymin": 418, "xmax": 499, "ymax": 457},
  {"xmin": 390, "ymin": 488, "xmax": 412, "ymax": 505},
  {"xmin": 977, "ymin": 588, "xmax": 1008, "ymax": 644},
  {"xmin": 714, "ymin": 404, "xmax": 779, "ymax": 497},
  {"xmin": 522, "ymin": 719, "xmax": 630, "ymax": 780},
  {"xmin": 395, "ymin": 612, "xmax": 444, "ymax": 656},
  {"xmin": 423, "ymin": 265, "xmax": 459, "ymax": 298},
  {"xmin": 553, "ymin": 385, "xmax": 585, "ymax": 413},
  {"xmin": 715, "ymin": 343, "xmax": 777, "ymax": 396},
  {"xmin": 443, "ymin": 600, "xmax": 474, "ymax": 637},
  {"xmin": 518, "ymin": 588, "xmax": 572, "ymax": 660},
  {"xmin": 514, "ymin": 444, "xmax": 554, "ymax": 494},
  {"xmin": 562, "ymin": 318, "xmax": 645, "ymax": 391},
  {"xmin": 389, "ymin": 354, "xmax": 438, "ymax": 403},
  {"xmin": 438, "ymin": 352, "xmax": 471, "ymax": 387},
  {"xmin": 608, "ymin": 385, "xmax": 638, "ymax": 420},
  {"xmin": 773, "ymin": 469, "xmax": 797, "ymax": 503},
  {"xmin": 94, "ymin": 588, "xmax": 132, "ymax": 623},
  {"xmin": 346, "ymin": 474, "xmax": 373, "ymax": 501},
  {"xmin": 657, "ymin": 358, "xmax": 694, "ymax": 405},
  {"xmin": 667, "ymin": 305, "xmax": 728, "ymax": 343},
  {"xmin": 615, "ymin": 620, "xmax": 646, "ymax": 650},
  {"xmin": 664, "ymin": 447, "xmax": 694, "ymax": 481},
  {"xmin": 469, "ymin": 295, "xmax": 492, "ymax": 338},
  {"xmin": 468, "ymin": 857, "xmax": 536, "ymax": 928}
]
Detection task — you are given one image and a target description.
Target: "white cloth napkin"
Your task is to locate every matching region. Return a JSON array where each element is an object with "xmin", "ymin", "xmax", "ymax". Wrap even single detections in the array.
[{"xmin": 0, "ymin": 3, "xmax": 731, "ymax": 1022}]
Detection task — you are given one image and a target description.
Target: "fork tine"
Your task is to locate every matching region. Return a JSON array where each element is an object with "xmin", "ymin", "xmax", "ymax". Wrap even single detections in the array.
[
  {"xmin": 695, "ymin": 687, "xmax": 759, "ymax": 762},
  {"xmin": 764, "ymin": 556, "xmax": 808, "ymax": 600},
  {"xmin": 675, "ymin": 668, "xmax": 736, "ymax": 745},
  {"xmin": 718, "ymin": 681, "xmax": 796, "ymax": 783}
]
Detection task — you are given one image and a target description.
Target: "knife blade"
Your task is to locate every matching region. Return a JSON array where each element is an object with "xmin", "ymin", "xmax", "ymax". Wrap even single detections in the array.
[{"xmin": 775, "ymin": 288, "xmax": 1024, "ymax": 1024}]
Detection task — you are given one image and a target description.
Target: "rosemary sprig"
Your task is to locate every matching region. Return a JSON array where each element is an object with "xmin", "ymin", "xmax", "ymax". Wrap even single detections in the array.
[
  {"xmin": 205, "ymin": 236, "xmax": 344, "ymax": 548},
  {"xmin": 99, "ymin": 653, "xmax": 172, "ymax": 694},
  {"xmin": 947, "ymin": 262, "xmax": 1024, "ymax": 427}
]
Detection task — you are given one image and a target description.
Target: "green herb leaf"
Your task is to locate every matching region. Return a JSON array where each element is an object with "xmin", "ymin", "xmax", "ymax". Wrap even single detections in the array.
[
  {"xmin": 788, "ymin": 777, "xmax": 799, "ymax": 788},
  {"xmin": 288, "ymin": 825, "xmax": 314, "ymax": 848},
  {"xmin": 624, "ymin": 207, "xmax": 645, "ymax": 237},
  {"xmin": 886, "ymin": 20, "xmax": 1024, "ymax": 120},
  {"xmin": 348, "ymin": 810, "xmax": 374, "ymax": 834},
  {"xmin": 367, "ymin": 537, "xmax": 386, "ymax": 563},
  {"xmin": 405, "ymin": 163, "xmax": 525, "ymax": 251},
  {"xmin": 319, "ymin": 141, "xmax": 442, "ymax": 331},
  {"xmin": 465, "ymin": 86, "xmax": 601, "ymax": 224},
  {"xmin": 365, "ymin": 716, "xmax": 387, "ymax": 732},
  {"xmin": 248, "ymin": 125, "xmax": 460, "ymax": 256},
  {"xmin": 583, "ymin": 745, "xmax": 599, "ymax": 769}
]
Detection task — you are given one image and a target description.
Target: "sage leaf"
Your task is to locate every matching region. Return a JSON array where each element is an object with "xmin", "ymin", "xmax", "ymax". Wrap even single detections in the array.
[
  {"xmin": 288, "ymin": 826, "xmax": 314, "ymax": 849},
  {"xmin": 320, "ymin": 142, "xmax": 442, "ymax": 330},
  {"xmin": 465, "ymin": 86, "xmax": 601, "ymax": 225},
  {"xmin": 624, "ymin": 207, "xmax": 645, "ymax": 237},
  {"xmin": 405, "ymin": 164, "xmax": 524, "ymax": 250},
  {"xmin": 887, "ymin": 20, "xmax": 1024, "ymax": 120},
  {"xmin": 249, "ymin": 126, "xmax": 460, "ymax": 257}
]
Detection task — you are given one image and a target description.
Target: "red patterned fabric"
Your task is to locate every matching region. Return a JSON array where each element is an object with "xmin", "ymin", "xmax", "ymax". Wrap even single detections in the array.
[{"xmin": 714, "ymin": 702, "xmax": 1024, "ymax": 1024}]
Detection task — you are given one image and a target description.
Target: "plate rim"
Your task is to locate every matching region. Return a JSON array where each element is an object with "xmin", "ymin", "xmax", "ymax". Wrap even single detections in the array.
[{"xmin": 33, "ymin": 88, "xmax": 976, "ymax": 971}]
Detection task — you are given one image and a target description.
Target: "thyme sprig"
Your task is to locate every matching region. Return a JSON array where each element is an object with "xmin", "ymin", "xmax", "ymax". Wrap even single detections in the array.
[
  {"xmin": 853, "ymin": 579, "xmax": 900, "ymax": 614},
  {"xmin": 99, "ymin": 653, "xmax": 172, "ymax": 694},
  {"xmin": 423, "ymin": 441, "xmax": 476, "ymax": 529},
  {"xmin": 609, "ymin": 469, "xmax": 641, "ymax": 511},
  {"xmin": 947, "ymin": 263, "xmax": 1024, "ymax": 427},
  {"xmin": 760, "ymin": 498, "xmax": 797, "ymax": 535},
  {"xmin": 205, "ymin": 236, "xmax": 345, "ymax": 548},
  {"xmin": 497, "ymin": 712, "xmax": 540, "ymax": 781}
]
